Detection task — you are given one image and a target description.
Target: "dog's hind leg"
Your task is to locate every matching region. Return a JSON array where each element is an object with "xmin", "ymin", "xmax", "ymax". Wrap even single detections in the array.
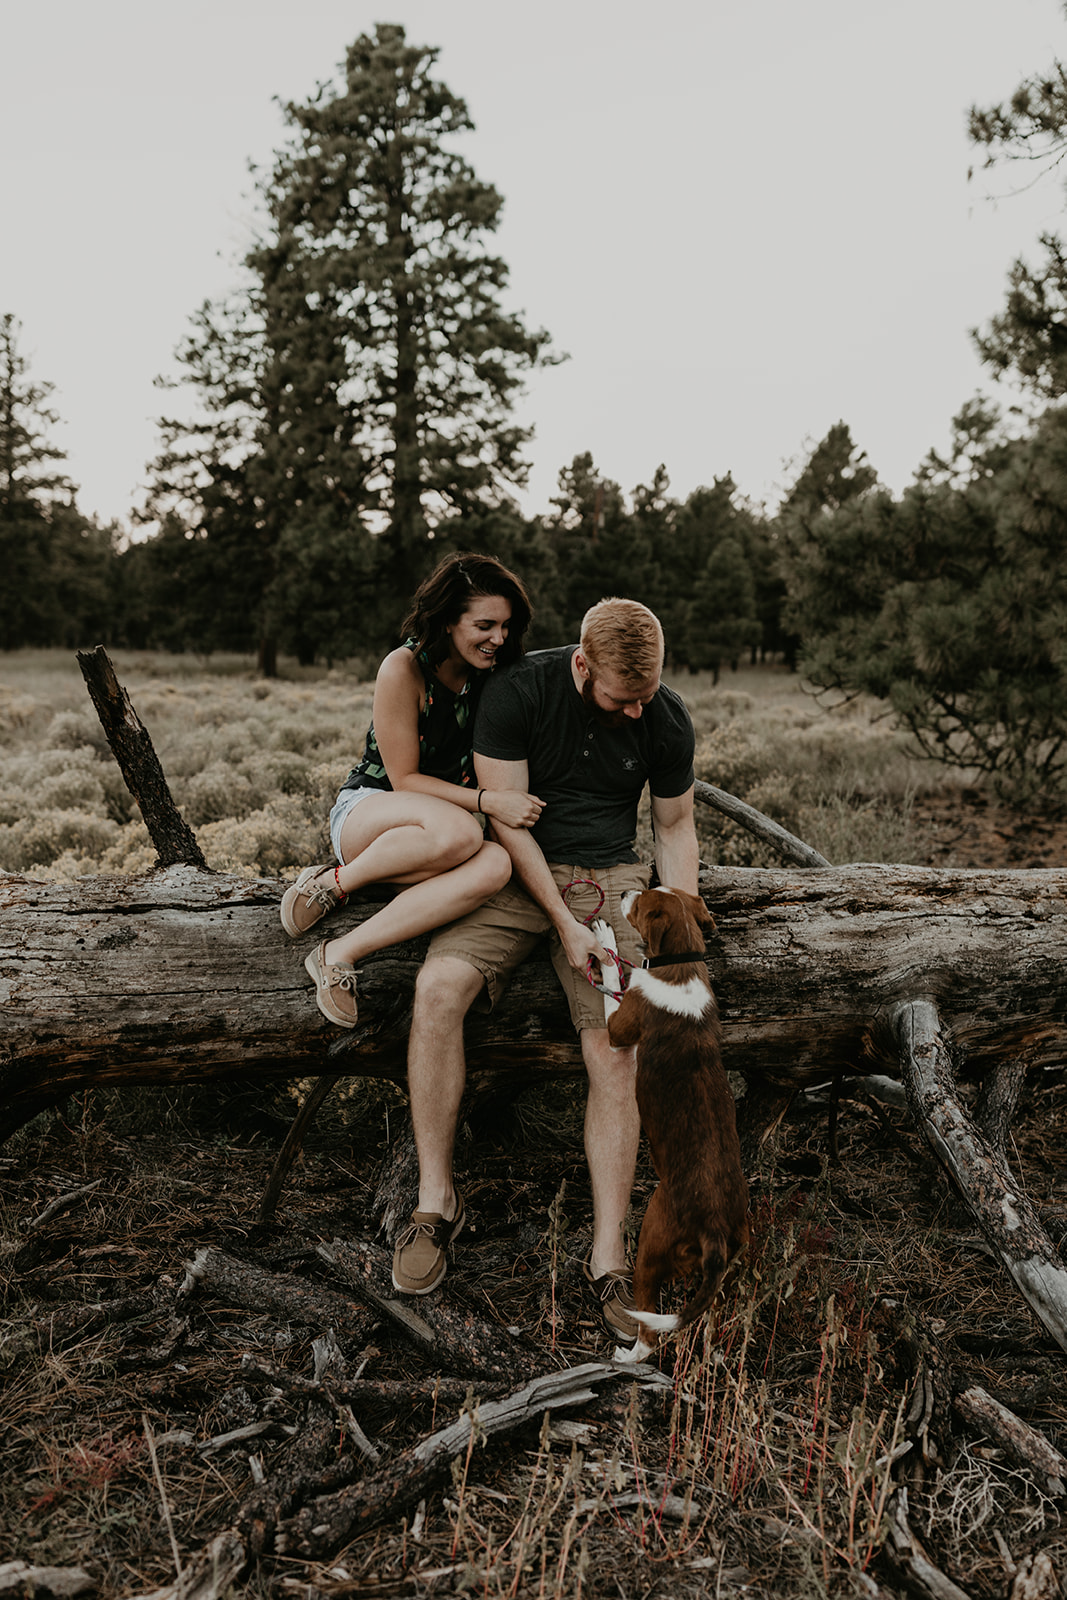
[{"xmin": 614, "ymin": 1186, "xmax": 678, "ymax": 1362}]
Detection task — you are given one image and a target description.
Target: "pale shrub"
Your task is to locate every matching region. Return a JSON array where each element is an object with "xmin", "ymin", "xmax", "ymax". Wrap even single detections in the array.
[
  {"xmin": 0, "ymin": 687, "xmax": 50, "ymax": 742},
  {"xmin": 800, "ymin": 791, "xmax": 921, "ymax": 865},
  {"xmin": 240, "ymin": 749, "xmax": 321, "ymax": 799},
  {"xmin": 45, "ymin": 710, "xmax": 111, "ymax": 755},
  {"xmin": 97, "ymin": 822, "xmax": 158, "ymax": 876},
  {"xmin": 691, "ymin": 690, "xmax": 922, "ymax": 867},
  {"xmin": 178, "ymin": 763, "xmax": 257, "ymax": 826},
  {"xmin": 0, "ymin": 808, "xmax": 120, "ymax": 871},
  {"xmin": 198, "ymin": 796, "xmax": 329, "ymax": 876}
]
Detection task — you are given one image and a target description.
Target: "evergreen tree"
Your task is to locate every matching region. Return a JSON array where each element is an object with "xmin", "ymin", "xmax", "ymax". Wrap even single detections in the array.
[
  {"xmin": 542, "ymin": 452, "xmax": 629, "ymax": 636},
  {"xmin": 970, "ymin": 34, "xmax": 1067, "ymax": 398},
  {"xmin": 669, "ymin": 477, "xmax": 768, "ymax": 671},
  {"xmin": 784, "ymin": 404, "xmax": 1067, "ymax": 802},
  {"xmin": 0, "ymin": 314, "xmax": 92, "ymax": 649},
  {"xmin": 777, "ymin": 423, "xmax": 880, "ymax": 668},
  {"xmin": 143, "ymin": 26, "xmax": 556, "ymax": 667},
  {"xmin": 689, "ymin": 533, "xmax": 761, "ymax": 683},
  {"xmin": 261, "ymin": 24, "xmax": 557, "ymax": 587}
]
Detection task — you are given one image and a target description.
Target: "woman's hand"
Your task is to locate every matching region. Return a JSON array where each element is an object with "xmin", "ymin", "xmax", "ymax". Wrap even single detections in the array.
[{"xmin": 481, "ymin": 789, "xmax": 545, "ymax": 829}]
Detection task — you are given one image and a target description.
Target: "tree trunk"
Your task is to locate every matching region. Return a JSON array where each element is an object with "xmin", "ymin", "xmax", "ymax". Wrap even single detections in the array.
[{"xmin": 5, "ymin": 861, "xmax": 1067, "ymax": 1142}]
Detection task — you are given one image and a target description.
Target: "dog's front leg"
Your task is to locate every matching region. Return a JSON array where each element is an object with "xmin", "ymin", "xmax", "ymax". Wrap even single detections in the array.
[{"xmin": 591, "ymin": 918, "xmax": 623, "ymax": 1025}]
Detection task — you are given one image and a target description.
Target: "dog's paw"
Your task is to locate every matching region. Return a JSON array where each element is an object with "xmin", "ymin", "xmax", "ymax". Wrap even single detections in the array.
[
  {"xmin": 592, "ymin": 919, "xmax": 623, "ymax": 1022},
  {"xmin": 614, "ymin": 1338, "xmax": 655, "ymax": 1364},
  {"xmin": 633, "ymin": 1310, "xmax": 679, "ymax": 1333}
]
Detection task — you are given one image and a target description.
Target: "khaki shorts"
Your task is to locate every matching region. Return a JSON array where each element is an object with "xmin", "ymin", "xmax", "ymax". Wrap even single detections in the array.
[{"xmin": 426, "ymin": 861, "xmax": 652, "ymax": 1032}]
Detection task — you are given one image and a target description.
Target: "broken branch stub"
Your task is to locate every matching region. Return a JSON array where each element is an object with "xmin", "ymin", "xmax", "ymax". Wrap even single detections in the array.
[{"xmin": 76, "ymin": 645, "xmax": 208, "ymax": 870}]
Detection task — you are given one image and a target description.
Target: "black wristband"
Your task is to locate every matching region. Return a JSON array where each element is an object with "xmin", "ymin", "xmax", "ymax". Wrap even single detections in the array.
[{"xmin": 477, "ymin": 789, "xmax": 486, "ymax": 814}]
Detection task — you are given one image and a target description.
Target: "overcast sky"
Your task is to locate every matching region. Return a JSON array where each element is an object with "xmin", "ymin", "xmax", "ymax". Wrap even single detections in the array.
[{"xmin": 2, "ymin": 0, "xmax": 1065, "ymax": 530}]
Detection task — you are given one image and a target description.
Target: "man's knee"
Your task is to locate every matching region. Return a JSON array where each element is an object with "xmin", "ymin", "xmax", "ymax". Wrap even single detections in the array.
[
  {"xmin": 582, "ymin": 1027, "xmax": 635, "ymax": 1085},
  {"xmin": 413, "ymin": 955, "xmax": 484, "ymax": 1024}
]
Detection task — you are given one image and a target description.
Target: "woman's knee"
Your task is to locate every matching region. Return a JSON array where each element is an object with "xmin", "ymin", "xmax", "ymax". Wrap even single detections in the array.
[
  {"xmin": 432, "ymin": 813, "xmax": 485, "ymax": 870},
  {"xmin": 475, "ymin": 839, "xmax": 513, "ymax": 895}
]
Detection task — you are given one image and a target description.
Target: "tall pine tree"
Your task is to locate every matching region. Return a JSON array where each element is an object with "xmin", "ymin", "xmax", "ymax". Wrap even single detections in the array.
[
  {"xmin": 145, "ymin": 26, "xmax": 557, "ymax": 669},
  {"xmin": 0, "ymin": 314, "xmax": 110, "ymax": 649}
]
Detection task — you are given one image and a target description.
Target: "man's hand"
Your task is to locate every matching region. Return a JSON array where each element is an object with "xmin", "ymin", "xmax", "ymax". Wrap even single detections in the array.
[{"xmin": 558, "ymin": 913, "xmax": 608, "ymax": 976}]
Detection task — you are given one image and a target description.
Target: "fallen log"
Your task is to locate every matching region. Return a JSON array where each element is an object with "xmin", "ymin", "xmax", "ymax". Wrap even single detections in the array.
[
  {"xmin": 892, "ymin": 999, "xmax": 1067, "ymax": 1354},
  {"xmin": 5, "ymin": 649, "xmax": 1067, "ymax": 1357},
  {"xmin": 5, "ymin": 861, "xmax": 1067, "ymax": 1142}
]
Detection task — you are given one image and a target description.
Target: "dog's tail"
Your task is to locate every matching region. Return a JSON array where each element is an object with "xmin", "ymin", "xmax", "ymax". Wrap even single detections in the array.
[{"xmin": 673, "ymin": 1241, "xmax": 729, "ymax": 1334}]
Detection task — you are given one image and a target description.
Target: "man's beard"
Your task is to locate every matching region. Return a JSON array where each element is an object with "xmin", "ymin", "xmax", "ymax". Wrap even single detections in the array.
[{"xmin": 581, "ymin": 677, "xmax": 629, "ymax": 729}]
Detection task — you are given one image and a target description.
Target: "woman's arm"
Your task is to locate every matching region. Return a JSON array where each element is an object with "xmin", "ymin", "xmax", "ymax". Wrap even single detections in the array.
[
  {"xmin": 372, "ymin": 650, "xmax": 543, "ymax": 825},
  {"xmin": 475, "ymin": 752, "xmax": 599, "ymax": 971}
]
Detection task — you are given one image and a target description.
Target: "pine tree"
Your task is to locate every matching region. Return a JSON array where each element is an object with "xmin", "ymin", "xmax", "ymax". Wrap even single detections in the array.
[
  {"xmin": 261, "ymin": 24, "xmax": 557, "ymax": 587},
  {"xmin": 970, "ymin": 36, "xmax": 1067, "ymax": 398},
  {"xmin": 781, "ymin": 405, "xmax": 1067, "ymax": 801},
  {"xmin": 144, "ymin": 26, "xmax": 557, "ymax": 667},
  {"xmin": 0, "ymin": 314, "xmax": 86, "ymax": 649}
]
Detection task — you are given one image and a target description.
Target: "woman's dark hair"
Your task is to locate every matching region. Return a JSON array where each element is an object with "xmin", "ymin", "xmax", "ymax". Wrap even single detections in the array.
[{"xmin": 401, "ymin": 551, "xmax": 533, "ymax": 668}]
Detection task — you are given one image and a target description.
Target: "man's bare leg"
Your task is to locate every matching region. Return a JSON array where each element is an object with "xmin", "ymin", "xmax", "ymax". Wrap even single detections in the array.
[
  {"xmin": 581, "ymin": 1026, "xmax": 641, "ymax": 1277},
  {"xmin": 406, "ymin": 955, "xmax": 485, "ymax": 1222}
]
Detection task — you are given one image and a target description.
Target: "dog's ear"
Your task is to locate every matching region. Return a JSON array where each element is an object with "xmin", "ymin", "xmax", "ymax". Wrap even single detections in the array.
[
  {"xmin": 693, "ymin": 897, "xmax": 715, "ymax": 933},
  {"xmin": 642, "ymin": 900, "xmax": 672, "ymax": 950},
  {"xmin": 679, "ymin": 890, "xmax": 714, "ymax": 933}
]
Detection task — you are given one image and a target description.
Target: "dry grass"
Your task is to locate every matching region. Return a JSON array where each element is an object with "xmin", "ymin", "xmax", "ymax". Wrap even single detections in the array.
[
  {"xmin": 2, "ymin": 1077, "xmax": 1065, "ymax": 1598},
  {"xmin": 2, "ymin": 650, "xmax": 1066, "ymax": 1596},
  {"xmin": 0, "ymin": 650, "xmax": 935, "ymax": 881}
]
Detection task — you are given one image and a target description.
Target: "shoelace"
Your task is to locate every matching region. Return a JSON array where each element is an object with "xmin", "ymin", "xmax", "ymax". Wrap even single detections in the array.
[
  {"xmin": 591, "ymin": 1268, "xmax": 633, "ymax": 1302},
  {"xmin": 397, "ymin": 1216, "xmax": 446, "ymax": 1248},
  {"xmin": 324, "ymin": 962, "xmax": 357, "ymax": 992},
  {"xmin": 306, "ymin": 880, "xmax": 341, "ymax": 910}
]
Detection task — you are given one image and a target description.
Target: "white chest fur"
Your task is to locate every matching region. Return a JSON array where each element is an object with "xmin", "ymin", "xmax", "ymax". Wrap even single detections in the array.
[{"xmin": 627, "ymin": 967, "xmax": 712, "ymax": 1019}]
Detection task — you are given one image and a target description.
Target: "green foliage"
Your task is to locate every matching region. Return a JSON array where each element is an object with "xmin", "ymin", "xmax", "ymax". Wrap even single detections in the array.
[
  {"xmin": 783, "ymin": 407, "xmax": 1067, "ymax": 803},
  {"xmin": 970, "ymin": 36, "xmax": 1067, "ymax": 399},
  {"xmin": 137, "ymin": 25, "xmax": 559, "ymax": 669},
  {"xmin": 0, "ymin": 315, "xmax": 118, "ymax": 651}
]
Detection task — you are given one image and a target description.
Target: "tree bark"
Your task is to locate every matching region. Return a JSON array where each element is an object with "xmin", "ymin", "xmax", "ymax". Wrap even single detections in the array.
[
  {"xmin": 75, "ymin": 646, "xmax": 207, "ymax": 870},
  {"xmin": 892, "ymin": 998, "xmax": 1067, "ymax": 1353},
  {"xmin": 6, "ymin": 861, "xmax": 1067, "ymax": 1140}
]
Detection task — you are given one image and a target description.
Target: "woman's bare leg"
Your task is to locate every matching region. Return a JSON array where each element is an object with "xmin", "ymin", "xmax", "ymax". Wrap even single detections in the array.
[
  {"xmin": 323, "ymin": 841, "xmax": 511, "ymax": 966},
  {"xmin": 335, "ymin": 792, "xmax": 484, "ymax": 892}
]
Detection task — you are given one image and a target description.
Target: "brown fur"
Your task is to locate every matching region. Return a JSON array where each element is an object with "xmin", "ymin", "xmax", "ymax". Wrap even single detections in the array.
[{"xmin": 608, "ymin": 887, "xmax": 750, "ymax": 1352}]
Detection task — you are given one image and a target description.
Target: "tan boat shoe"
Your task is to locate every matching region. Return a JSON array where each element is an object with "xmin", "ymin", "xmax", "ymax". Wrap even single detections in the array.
[
  {"xmin": 583, "ymin": 1259, "xmax": 639, "ymax": 1340},
  {"xmin": 303, "ymin": 940, "xmax": 358, "ymax": 1029},
  {"xmin": 281, "ymin": 864, "xmax": 347, "ymax": 937},
  {"xmin": 391, "ymin": 1192, "xmax": 466, "ymax": 1295}
]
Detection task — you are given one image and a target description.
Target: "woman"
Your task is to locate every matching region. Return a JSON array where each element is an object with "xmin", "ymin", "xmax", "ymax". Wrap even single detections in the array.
[{"xmin": 281, "ymin": 552, "xmax": 543, "ymax": 1028}]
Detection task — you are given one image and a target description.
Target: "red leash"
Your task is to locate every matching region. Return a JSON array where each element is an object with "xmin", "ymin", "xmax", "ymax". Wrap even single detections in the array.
[{"xmin": 562, "ymin": 876, "xmax": 632, "ymax": 1002}]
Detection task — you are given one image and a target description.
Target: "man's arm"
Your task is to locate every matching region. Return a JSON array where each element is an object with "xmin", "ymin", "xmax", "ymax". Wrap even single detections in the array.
[
  {"xmin": 475, "ymin": 752, "xmax": 608, "ymax": 972},
  {"xmin": 650, "ymin": 786, "xmax": 700, "ymax": 895}
]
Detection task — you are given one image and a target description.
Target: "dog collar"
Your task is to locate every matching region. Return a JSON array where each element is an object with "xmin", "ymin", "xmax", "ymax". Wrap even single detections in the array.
[{"xmin": 641, "ymin": 951, "xmax": 706, "ymax": 969}]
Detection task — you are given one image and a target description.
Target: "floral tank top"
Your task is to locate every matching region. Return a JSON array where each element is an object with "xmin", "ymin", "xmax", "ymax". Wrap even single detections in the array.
[{"xmin": 339, "ymin": 641, "xmax": 484, "ymax": 795}]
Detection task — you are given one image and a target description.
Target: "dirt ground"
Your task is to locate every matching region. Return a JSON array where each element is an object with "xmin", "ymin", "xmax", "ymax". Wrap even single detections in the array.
[{"xmin": 2, "ymin": 807, "xmax": 1066, "ymax": 1599}]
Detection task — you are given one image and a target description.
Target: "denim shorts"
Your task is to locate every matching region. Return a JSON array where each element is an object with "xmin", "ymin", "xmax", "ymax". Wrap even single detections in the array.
[
  {"xmin": 426, "ymin": 860, "xmax": 652, "ymax": 1032},
  {"xmin": 328, "ymin": 786, "xmax": 381, "ymax": 863}
]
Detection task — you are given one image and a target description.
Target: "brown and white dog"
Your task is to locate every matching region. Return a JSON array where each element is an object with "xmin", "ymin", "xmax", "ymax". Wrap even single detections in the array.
[{"xmin": 595, "ymin": 887, "xmax": 749, "ymax": 1362}]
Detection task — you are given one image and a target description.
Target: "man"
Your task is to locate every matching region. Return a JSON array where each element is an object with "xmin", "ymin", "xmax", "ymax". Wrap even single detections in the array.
[{"xmin": 391, "ymin": 597, "xmax": 699, "ymax": 1340}]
